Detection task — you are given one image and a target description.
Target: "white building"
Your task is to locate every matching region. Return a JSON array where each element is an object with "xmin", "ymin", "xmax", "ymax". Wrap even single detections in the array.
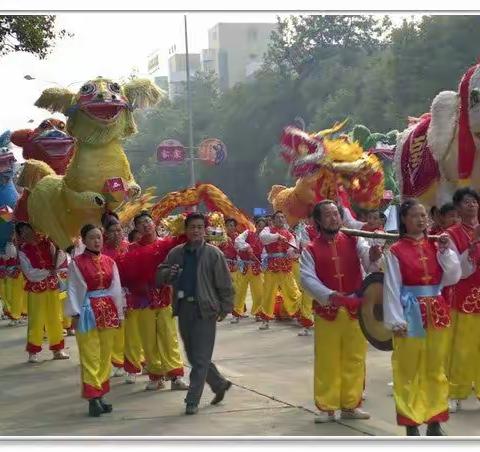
[
  {"xmin": 167, "ymin": 53, "xmax": 201, "ymax": 101},
  {"xmin": 201, "ymin": 22, "xmax": 276, "ymax": 91}
]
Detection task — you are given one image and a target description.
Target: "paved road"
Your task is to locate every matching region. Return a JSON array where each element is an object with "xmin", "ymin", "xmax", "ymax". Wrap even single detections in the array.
[{"xmin": 1, "ymin": 298, "xmax": 480, "ymax": 437}]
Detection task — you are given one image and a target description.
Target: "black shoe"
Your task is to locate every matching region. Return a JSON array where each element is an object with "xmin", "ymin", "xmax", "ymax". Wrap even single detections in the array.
[
  {"xmin": 427, "ymin": 422, "xmax": 446, "ymax": 436},
  {"xmin": 406, "ymin": 426, "xmax": 420, "ymax": 436},
  {"xmin": 211, "ymin": 380, "xmax": 232, "ymax": 405},
  {"xmin": 99, "ymin": 398, "xmax": 113, "ymax": 413},
  {"xmin": 88, "ymin": 398, "xmax": 103, "ymax": 417},
  {"xmin": 185, "ymin": 404, "xmax": 198, "ymax": 415}
]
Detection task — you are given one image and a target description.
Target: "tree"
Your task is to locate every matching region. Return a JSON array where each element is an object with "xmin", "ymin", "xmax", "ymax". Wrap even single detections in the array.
[
  {"xmin": 0, "ymin": 15, "xmax": 71, "ymax": 59},
  {"xmin": 262, "ymin": 14, "xmax": 392, "ymax": 79}
]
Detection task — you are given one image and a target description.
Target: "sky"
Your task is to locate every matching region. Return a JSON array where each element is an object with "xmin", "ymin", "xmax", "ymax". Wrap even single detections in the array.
[{"xmin": 0, "ymin": 12, "xmax": 414, "ymax": 151}]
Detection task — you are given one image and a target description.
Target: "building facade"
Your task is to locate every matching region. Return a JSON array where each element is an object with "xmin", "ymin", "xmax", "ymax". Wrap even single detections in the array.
[{"xmin": 202, "ymin": 22, "xmax": 276, "ymax": 91}]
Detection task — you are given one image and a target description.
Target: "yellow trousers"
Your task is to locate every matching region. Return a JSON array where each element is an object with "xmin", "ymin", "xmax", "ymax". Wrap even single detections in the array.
[
  {"xmin": 76, "ymin": 327, "xmax": 116, "ymax": 399},
  {"xmin": 260, "ymin": 270, "xmax": 301, "ymax": 320},
  {"xmin": 448, "ymin": 312, "xmax": 480, "ymax": 400},
  {"xmin": 234, "ymin": 269, "xmax": 264, "ymax": 316},
  {"xmin": 138, "ymin": 305, "xmax": 184, "ymax": 380},
  {"xmin": 292, "ymin": 261, "xmax": 313, "ymax": 327},
  {"xmin": 124, "ymin": 308, "xmax": 145, "ymax": 374},
  {"xmin": 5, "ymin": 275, "xmax": 27, "ymax": 320},
  {"xmin": 26, "ymin": 289, "xmax": 64, "ymax": 353},
  {"xmin": 111, "ymin": 322, "xmax": 125, "ymax": 368},
  {"xmin": 59, "ymin": 291, "xmax": 72, "ymax": 329},
  {"xmin": 392, "ymin": 327, "xmax": 449, "ymax": 425},
  {"xmin": 314, "ymin": 309, "xmax": 367, "ymax": 411}
]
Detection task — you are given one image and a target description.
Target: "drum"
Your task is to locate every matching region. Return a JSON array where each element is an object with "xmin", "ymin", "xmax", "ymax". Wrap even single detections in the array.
[{"xmin": 358, "ymin": 272, "xmax": 393, "ymax": 351}]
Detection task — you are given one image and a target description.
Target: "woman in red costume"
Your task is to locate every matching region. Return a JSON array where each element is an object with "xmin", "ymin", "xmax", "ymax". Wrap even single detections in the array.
[{"xmin": 66, "ymin": 224, "xmax": 125, "ymax": 417}]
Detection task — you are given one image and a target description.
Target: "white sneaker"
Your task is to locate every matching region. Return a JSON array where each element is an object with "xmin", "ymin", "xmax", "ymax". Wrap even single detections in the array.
[
  {"xmin": 449, "ymin": 399, "xmax": 462, "ymax": 413},
  {"xmin": 52, "ymin": 350, "xmax": 70, "ymax": 360},
  {"xmin": 341, "ymin": 408, "xmax": 370, "ymax": 420},
  {"xmin": 230, "ymin": 317, "xmax": 240, "ymax": 324},
  {"xmin": 314, "ymin": 410, "xmax": 336, "ymax": 423},
  {"xmin": 298, "ymin": 327, "xmax": 312, "ymax": 336},
  {"xmin": 111, "ymin": 366, "xmax": 126, "ymax": 378},
  {"xmin": 125, "ymin": 373, "xmax": 137, "ymax": 384},
  {"xmin": 145, "ymin": 379, "xmax": 165, "ymax": 391},
  {"xmin": 18, "ymin": 318, "xmax": 28, "ymax": 325},
  {"xmin": 259, "ymin": 321, "xmax": 270, "ymax": 330},
  {"xmin": 7, "ymin": 319, "xmax": 17, "ymax": 327},
  {"xmin": 28, "ymin": 353, "xmax": 39, "ymax": 363},
  {"xmin": 171, "ymin": 377, "xmax": 189, "ymax": 390}
]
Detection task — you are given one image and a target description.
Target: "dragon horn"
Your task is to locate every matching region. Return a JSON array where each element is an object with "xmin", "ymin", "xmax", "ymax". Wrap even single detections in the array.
[{"xmin": 313, "ymin": 118, "xmax": 349, "ymax": 138}]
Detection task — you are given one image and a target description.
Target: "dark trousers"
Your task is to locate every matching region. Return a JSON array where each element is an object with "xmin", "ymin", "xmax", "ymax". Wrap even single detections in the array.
[{"xmin": 177, "ymin": 301, "xmax": 228, "ymax": 406}]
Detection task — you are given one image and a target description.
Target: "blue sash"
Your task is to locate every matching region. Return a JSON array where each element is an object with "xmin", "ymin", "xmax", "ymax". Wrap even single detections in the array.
[
  {"xmin": 58, "ymin": 279, "xmax": 68, "ymax": 293},
  {"xmin": 238, "ymin": 257, "xmax": 265, "ymax": 273},
  {"xmin": 78, "ymin": 288, "xmax": 111, "ymax": 334},
  {"xmin": 400, "ymin": 284, "xmax": 441, "ymax": 338}
]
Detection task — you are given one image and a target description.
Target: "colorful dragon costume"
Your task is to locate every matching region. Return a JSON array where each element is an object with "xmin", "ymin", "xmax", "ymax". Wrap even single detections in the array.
[
  {"xmin": 269, "ymin": 121, "xmax": 385, "ymax": 226},
  {"xmin": 19, "ymin": 77, "xmax": 163, "ymax": 249},
  {"xmin": 11, "ymin": 118, "xmax": 74, "ymax": 175},
  {"xmin": 0, "ymin": 131, "xmax": 18, "ymax": 252},
  {"xmin": 395, "ymin": 62, "xmax": 480, "ymax": 207},
  {"xmin": 150, "ymin": 183, "xmax": 254, "ymax": 233}
]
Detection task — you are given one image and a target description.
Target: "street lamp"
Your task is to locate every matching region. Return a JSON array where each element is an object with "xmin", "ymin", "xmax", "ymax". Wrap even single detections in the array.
[
  {"xmin": 24, "ymin": 74, "xmax": 61, "ymax": 86},
  {"xmin": 24, "ymin": 75, "xmax": 83, "ymax": 88}
]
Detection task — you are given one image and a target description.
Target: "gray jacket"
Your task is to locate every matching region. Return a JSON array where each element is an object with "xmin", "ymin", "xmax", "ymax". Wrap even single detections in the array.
[{"xmin": 156, "ymin": 241, "xmax": 234, "ymax": 318}]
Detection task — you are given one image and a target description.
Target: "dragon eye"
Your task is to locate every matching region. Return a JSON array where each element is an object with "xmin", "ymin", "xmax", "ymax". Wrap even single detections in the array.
[
  {"xmin": 58, "ymin": 122, "xmax": 65, "ymax": 130},
  {"xmin": 470, "ymin": 88, "xmax": 480, "ymax": 108},
  {"xmin": 109, "ymin": 82, "xmax": 121, "ymax": 93},
  {"xmin": 80, "ymin": 83, "xmax": 96, "ymax": 96}
]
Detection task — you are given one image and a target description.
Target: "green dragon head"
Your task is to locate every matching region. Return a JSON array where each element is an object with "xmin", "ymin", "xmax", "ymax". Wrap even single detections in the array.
[
  {"xmin": 351, "ymin": 124, "xmax": 399, "ymax": 197},
  {"xmin": 34, "ymin": 77, "xmax": 165, "ymax": 146}
]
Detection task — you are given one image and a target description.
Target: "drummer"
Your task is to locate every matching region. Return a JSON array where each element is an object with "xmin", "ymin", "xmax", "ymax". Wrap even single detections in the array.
[
  {"xmin": 300, "ymin": 200, "xmax": 383, "ymax": 423},
  {"xmin": 383, "ymin": 199, "xmax": 461, "ymax": 436}
]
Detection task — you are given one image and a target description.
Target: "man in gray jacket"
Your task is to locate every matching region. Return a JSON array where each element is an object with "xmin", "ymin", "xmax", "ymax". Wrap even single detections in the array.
[{"xmin": 156, "ymin": 212, "xmax": 235, "ymax": 415}]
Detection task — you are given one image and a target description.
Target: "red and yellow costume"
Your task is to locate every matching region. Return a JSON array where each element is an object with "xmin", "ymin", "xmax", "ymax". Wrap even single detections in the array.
[
  {"xmin": 103, "ymin": 239, "xmax": 129, "ymax": 371},
  {"xmin": 259, "ymin": 226, "xmax": 301, "ymax": 321},
  {"xmin": 2, "ymin": 244, "xmax": 27, "ymax": 320},
  {"xmin": 0, "ymin": 254, "xmax": 8, "ymax": 316},
  {"xmin": 300, "ymin": 232, "xmax": 380, "ymax": 412},
  {"xmin": 219, "ymin": 230, "xmax": 239, "ymax": 308},
  {"xmin": 384, "ymin": 237, "xmax": 461, "ymax": 426},
  {"xmin": 234, "ymin": 230, "xmax": 264, "ymax": 317},
  {"xmin": 19, "ymin": 237, "xmax": 65, "ymax": 354},
  {"xmin": 66, "ymin": 251, "xmax": 124, "ymax": 399},
  {"xmin": 123, "ymin": 236, "xmax": 185, "ymax": 381},
  {"xmin": 446, "ymin": 223, "xmax": 480, "ymax": 400},
  {"xmin": 293, "ymin": 223, "xmax": 315, "ymax": 329}
]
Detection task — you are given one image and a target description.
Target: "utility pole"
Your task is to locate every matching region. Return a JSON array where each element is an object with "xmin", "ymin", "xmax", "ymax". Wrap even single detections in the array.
[{"xmin": 184, "ymin": 14, "xmax": 196, "ymax": 188}]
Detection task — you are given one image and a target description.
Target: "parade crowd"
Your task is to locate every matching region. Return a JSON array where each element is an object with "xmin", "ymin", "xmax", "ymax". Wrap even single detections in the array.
[{"xmin": 2, "ymin": 186, "xmax": 480, "ymax": 436}]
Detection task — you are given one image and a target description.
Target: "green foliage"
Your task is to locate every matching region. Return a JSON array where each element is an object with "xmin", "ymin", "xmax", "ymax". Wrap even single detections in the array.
[
  {"xmin": 0, "ymin": 15, "xmax": 71, "ymax": 58},
  {"xmin": 125, "ymin": 15, "xmax": 480, "ymax": 214}
]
